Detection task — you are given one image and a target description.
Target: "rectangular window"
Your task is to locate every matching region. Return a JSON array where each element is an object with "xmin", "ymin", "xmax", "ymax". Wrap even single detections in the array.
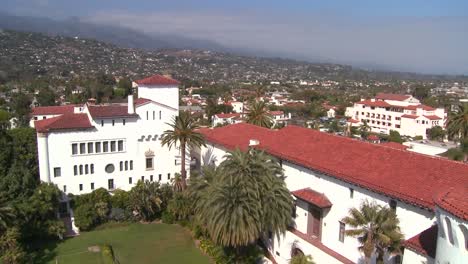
[
  {"xmin": 125, "ymin": 161, "xmax": 128, "ymax": 171},
  {"xmin": 91, "ymin": 182, "xmax": 95, "ymax": 190},
  {"xmin": 389, "ymin": 200, "xmax": 397, "ymax": 211},
  {"xmin": 101, "ymin": 120, "xmax": 104, "ymax": 127},
  {"xmin": 120, "ymin": 161, "xmax": 123, "ymax": 171},
  {"xmin": 150, "ymin": 175, "xmax": 153, "ymax": 181},
  {"xmin": 146, "ymin": 158, "xmax": 153, "ymax": 170},
  {"xmin": 167, "ymin": 173, "xmax": 171, "ymax": 180},
  {"xmin": 118, "ymin": 140, "xmax": 124, "ymax": 151},
  {"xmin": 80, "ymin": 143, "xmax": 86, "ymax": 154},
  {"xmin": 85, "ymin": 164, "xmax": 89, "ymax": 174},
  {"xmin": 110, "ymin": 141, "xmax": 116, "ymax": 152},
  {"xmin": 103, "ymin": 141, "xmax": 109, "ymax": 152},
  {"xmin": 112, "ymin": 120, "xmax": 115, "ymax": 126},
  {"xmin": 54, "ymin": 167, "xmax": 61, "ymax": 177},
  {"xmin": 95, "ymin": 142, "xmax": 101, "ymax": 153},
  {"xmin": 349, "ymin": 188, "xmax": 354, "ymax": 198},
  {"xmin": 90, "ymin": 164, "xmax": 94, "ymax": 174},
  {"xmin": 129, "ymin": 177, "xmax": 132, "ymax": 184},
  {"xmin": 63, "ymin": 185, "xmax": 67, "ymax": 193},
  {"xmin": 141, "ymin": 176, "xmax": 144, "ymax": 181},
  {"xmin": 130, "ymin": 160, "xmax": 133, "ymax": 170},
  {"xmin": 123, "ymin": 119, "xmax": 126, "ymax": 125},
  {"xmin": 74, "ymin": 165, "xmax": 78, "ymax": 176},
  {"xmin": 158, "ymin": 174, "xmax": 162, "ymax": 181},
  {"xmin": 87, "ymin": 142, "xmax": 94, "ymax": 154},
  {"xmin": 339, "ymin": 222, "xmax": 345, "ymax": 242},
  {"xmin": 79, "ymin": 165, "xmax": 83, "ymax": 175},
  {"xmin": 79, "ymin": 184, "xmax": 83, "ymax": 191},
  {"xmin": 146, "ymin": 111, "xmax": 149, "ymax": 120},
  {"xmin": 108, "ymin": 179, "xmax": 114, "ymax": 190},
  {"xmin": 153, "ymin": 111, "xmax": 155, "ymax": 120},
  {"xmin": 159, "ymin": 111, "xmax": 161, "ymax": 120},
  {"xmin": 72, "ymin": 143, "xmax": 78, "ymax": 155}
]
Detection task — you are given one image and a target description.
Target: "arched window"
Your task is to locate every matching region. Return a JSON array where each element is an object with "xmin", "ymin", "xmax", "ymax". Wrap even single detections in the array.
[
  {"xmin": 445, "ymin": 217, "xmax": 455, "ymax": 245},
  {"xmin": 459, "ymin": 225, "xmax": 468, "ymax": 251}
]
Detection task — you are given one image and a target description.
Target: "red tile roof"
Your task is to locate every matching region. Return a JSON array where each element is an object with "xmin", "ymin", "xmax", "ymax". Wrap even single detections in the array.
[
  {"xmin": 423, "ymin": 115, "xmax": 442, "ymax": 120},
  {"xmin": 31, "ymin": 105, "xmax": 79, "ymax": 116},
  {"xmin": 292, "ymin": 188, "xmax": 332, "ymax": 208},
  {"xmin": 435, "ymin": 188, "xmax": 468, "ymax": 221},
  {"xmin": 135, "ymin": 74, "xmax": 180, "ymax": 86},
  {"xmin": 405, "ymin": 104, "xmax": 436, "ymax": 111},
  {"xmin": 375, "ymin": 93, "xmax": 411, "ymax": 101},
  {"xmin": 401, "ymin": 114, "xmax": 419, "ymax": 119},
  {"xmin": 269, "ymin": 111, "xmax": 284, "ymax": 116},
  {"xmin": 380, "ymin": 142, "xmax": 409, "ymax": 151},
  {"xmin": 356, "ymin": 100, "xmax": 391, "ymax": 108},
  {"xmin": 35, "ymin": 114, "xmax": 93, "ymax": 133},
  {"xmin": 367, "ymin": 135, "xmax": 379, "ymax": 141},
  {"xmin": 199, "ymin": 123, "xmax": 468, "ymax": 211},
  {"xmin": 214, "ymin": 113, "xmax": 241, "ymax": 119},
  {"xmin": 404, "ymin": 225, "xmax": 438, "ymax": 258},
  {"xmin": 87, "ymin": 105, "xmax": 138, "ymax": 118}
]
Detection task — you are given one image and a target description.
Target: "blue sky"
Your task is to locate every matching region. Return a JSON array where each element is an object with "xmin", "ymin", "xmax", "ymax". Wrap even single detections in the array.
[{"xmin": 2, "ymin": 0, "xmax": 468, "ymax": 74}]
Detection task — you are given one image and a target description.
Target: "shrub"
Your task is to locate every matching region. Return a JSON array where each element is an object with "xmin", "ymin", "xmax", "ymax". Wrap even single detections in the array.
[
  {"xmin": 74, "ymin": 203, "xmax": 100, "ymax": 231},
  {"xmin": 442, "ymin": 148, "xmax": 464, "ymax": 161},
  {"xmin": 413, "ymin": 135, "xmax": 423, "ymax": 141},
  {"xmin": 161, "ymin": 211, "xmax": 175, "ymax": 224},
  {"xmin": 111, "ymin": 189, "xmax": 130, "ymax": 209}
]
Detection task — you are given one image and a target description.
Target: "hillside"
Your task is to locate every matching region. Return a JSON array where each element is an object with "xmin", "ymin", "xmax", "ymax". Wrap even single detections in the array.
[{"xmin": 0, "ymin": 29, "xmax": 464, "ymax": 85}]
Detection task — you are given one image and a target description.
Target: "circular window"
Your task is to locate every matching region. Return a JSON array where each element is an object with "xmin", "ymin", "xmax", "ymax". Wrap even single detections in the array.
[{"xmin": 105, "ymin": 164, "xmax": 115, "ymax": 173}]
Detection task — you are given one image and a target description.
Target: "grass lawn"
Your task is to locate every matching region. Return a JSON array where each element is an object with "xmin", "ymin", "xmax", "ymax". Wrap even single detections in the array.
[{"xmin": 37, "ymin": 223, "xmax": 211, "ymax": 264}]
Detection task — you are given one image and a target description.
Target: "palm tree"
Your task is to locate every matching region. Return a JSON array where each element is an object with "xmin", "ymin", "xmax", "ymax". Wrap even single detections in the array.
[
  {"xmin": 245, "ymin": 100, "xmax": 273, "ymax": 128},
  {"xmin": 446, "ymin": 103, "xmax": 468, "ymax": 143},
  {"xmin": 359, "ymin": 120, "xmax": 371, "ymax": 139},
  {"xmin": 171, "ymin": 173, "xmax": 184, "ymax": 193},
  {"xmin": 342, "ymin": 201, "xmax": 403, "ymax": 264},
  {"xmin": 161, "ymin": 111, "xmax": 206, "ymax": 189},
  {"xmin": 195, "ymin": 149, "xmax": 293, "ymax": 249},
  {"xmin": 0, "ymin": 200, "xmax": 14, "ymax": 235}
]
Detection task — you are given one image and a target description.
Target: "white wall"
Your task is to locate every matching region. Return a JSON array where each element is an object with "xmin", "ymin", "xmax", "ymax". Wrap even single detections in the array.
[
  {"xmin": 435, "ymin": 207, "xmax": 468, "ymax": 264},
  {"xmin": 137, "ymin": 84, "xmax": 179, "ymax": 110},
  {"xmin": 401, "ymin": 249, "xmax": 434, "ymax": 264}
]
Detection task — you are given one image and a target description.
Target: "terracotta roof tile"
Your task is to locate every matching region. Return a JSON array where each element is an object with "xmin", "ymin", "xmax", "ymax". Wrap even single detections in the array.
[
  {"xmin": 423, "ymin": 115, "xmax": 443, "ymax": 120},
  {"xmin": 404, "ymin": 225, "xmax": 438, "ymax": 258},
  {"xmin": 31, "ymin": 105, "xmax": 80, "ymax": 115},
  {"xmin": 135, "ymin": 74, "xmax": 179, "ymax": 86},
  {"xmin": 199, "ymin": 124, "xmax": 468, "ymax": 211},
  {"xmin": 380, "ymin": 142, "xmax": 409, "ymax": 151},
  {"xmin": 292, "ymin": 188, "xmax": 332, "ymax": 208},
  {"xmin": 35, "ymin": 114, "xmax": 93, "ymax": 133},
  {"xmin": 435, "ymin": 188, "xmax": 468, "ymax": 221},
  {"xmin": 375, "ymin": 93, "xmax": 411, "ymax": 101},
  {"xmin": 356, "ymin": 100, "xmax": 391, "ymax": 108},
  {"xmin": 401, "ymin": 114, "xmax": 419, "ymax": 119},
  {"xmin": 87, "ymin": 105, "xmax": 138, "ymax": 118},
  {"xmin": 215, "ymin": 113, "xmax": 241, "ymax": 119}
]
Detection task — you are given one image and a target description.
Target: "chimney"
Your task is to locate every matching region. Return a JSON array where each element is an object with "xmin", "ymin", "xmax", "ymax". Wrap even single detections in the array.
[
  {"xmin": 249, "ymin": 139, "xmax": 260, "ymax": 147},
  {"xmin": 128, "ymin": 95, "xmax": 135, "ymax": 114}
]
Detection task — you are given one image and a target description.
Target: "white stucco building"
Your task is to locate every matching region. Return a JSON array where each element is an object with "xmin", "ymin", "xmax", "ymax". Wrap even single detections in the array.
[
  {"xmin": 196, "ymin": 123, "xmax": 468, "ymax": 264},
  {"xmin": 33, "ymin": 74, "xmax": 183, "ymax": 196},
  {"xmin": 346, "ymin": 93, "xmax": 446, "ymax": 139}
]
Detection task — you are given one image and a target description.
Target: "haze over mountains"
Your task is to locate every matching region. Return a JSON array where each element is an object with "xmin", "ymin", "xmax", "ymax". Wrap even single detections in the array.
[{"xmin": 0, "ymin": 12, "xmax": 467, "ymax": 77}]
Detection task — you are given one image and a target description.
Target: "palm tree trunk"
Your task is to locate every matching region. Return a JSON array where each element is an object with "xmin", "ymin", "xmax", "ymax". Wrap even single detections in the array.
[{"xmin": 181, "ymin": 142, "xmax": 187, "ymax": 189}]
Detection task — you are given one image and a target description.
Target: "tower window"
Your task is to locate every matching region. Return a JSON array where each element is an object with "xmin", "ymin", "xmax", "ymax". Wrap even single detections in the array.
[
  {"xmin": 54, "ymin": 167, "xmax": 61, "ymax": 177},
  {"xmin": 79, "ymin": 184, "xmax": 83, "ymax": 191},
  {"xmin": 349, "ymin": 188, "xmax": 354, "ymax": 198},
  {"xmin": 90, "ymin": 182, "xmax": 95, "ymax": 190},
  {"xmin": 389, "ymin": 200, "xmax": 397, "ymax": 211},
  {"xmin": 146, "ymin": 158, "xmax": 154, "ymax": 170}
]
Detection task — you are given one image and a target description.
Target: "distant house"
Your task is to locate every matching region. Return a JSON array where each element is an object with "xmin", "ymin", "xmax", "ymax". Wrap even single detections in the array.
[{"xmin": 212, "ymin": 113, "xmax": 242, "ymax": 127}]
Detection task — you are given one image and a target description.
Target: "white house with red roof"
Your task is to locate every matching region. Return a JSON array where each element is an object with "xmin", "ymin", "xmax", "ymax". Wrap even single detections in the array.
[
  {"xmin": 195, "ymin": 123, "xmax": 468, "ymax": 264},
  {"xmin": 212, "ymin": 113, "xmax": 242, "ymax": 127},
  {"xmin": 345, "ymin": 93, "xmax": 446, "ymax": 139},
  {"xmin": 33, "ymin": 74, "xmax": 184, "ymax": 231}
]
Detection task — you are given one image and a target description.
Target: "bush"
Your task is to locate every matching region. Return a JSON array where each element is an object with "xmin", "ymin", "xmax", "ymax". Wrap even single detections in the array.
[
  {"xmin": 413, "ymin": 135, "xmax": 423, "ymax": 141},
  {"xmin": 111, "ymin": 189, "xmax": 130, "ymax": 209},
  {"xmin": 74, "ymin": 203, "xmax": 100, "ymax": 231},
  {"xmin": 161, "ymin": 211, "xmax": 175, "ymax": 224},
  {"xmin": 388, "ymin": 130, "xmax": 403, "ymax": 143},
  {"xmin": 442, "ymin": 148, "xmax": 464, "ymax": 161},
  {"xmin": 108, "ymin": 207, "xmax": 133, "ymax": 222}
]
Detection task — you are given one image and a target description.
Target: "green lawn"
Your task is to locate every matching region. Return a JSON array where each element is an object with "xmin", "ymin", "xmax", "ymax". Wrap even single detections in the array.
[{"xmin": 38, "ymin": 223, "xmax": 211, "ymax": 264}]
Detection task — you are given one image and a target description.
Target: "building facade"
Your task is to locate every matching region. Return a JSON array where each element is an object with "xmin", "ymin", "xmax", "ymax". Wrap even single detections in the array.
[
  {"xmin": 33, "ymin": 74, "xmax": 183, "ymax": 196},
  {"xmin": 346, "ymin": 93, "xmax": 446, "ymax": 139},
  {"xmin": 196, "ymin": 123, "xmax": 468, "ymax": 264}
]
